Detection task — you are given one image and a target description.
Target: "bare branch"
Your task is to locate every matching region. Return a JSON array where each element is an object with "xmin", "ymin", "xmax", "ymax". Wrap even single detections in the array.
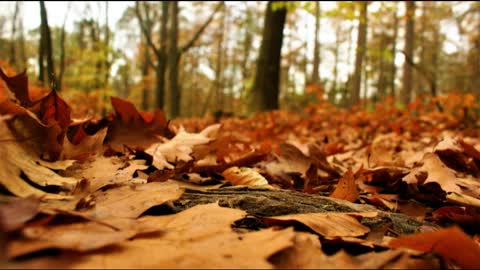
[
  {"xmin": 135, "ymin": 2, "xmax": 161, "ymax": 59},
  {"xmin": 180, "ymin": 1, "xmax": 225, "ymax": 54}
]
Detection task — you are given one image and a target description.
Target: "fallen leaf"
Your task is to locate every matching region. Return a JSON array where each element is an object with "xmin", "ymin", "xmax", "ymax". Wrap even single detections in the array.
[
  {"xmin": 0, "ymin": 196, "xmax": 40, "ymax": 232},
  {"xmin": 330, "ymin": 169, "xmax": 359, "ymax": 202},
  {"xmin": 15, "ymin": 203, "xmax": 297, "ymax": 269},
  {"xmin": 62, "ymin": 127, "xmax": 107, "ymax": 160},
  {"xmin": 388, "ymin": 226, "xmax": 480, "ymax": 269},
  {"xmin": 0, "ymin": 120, "xmax": 78, "ymax": 199},
  {"xmin": 81, "ymin": 182, "xmax": 184, "ymax": 219},
  {"xmin": 6, "ymin": 215, "xmax": 166, "ymax": 259},
  {"xmin": 146, "ymin": 124, "xmax": 220, "ymax": 170},
  {"xmin": 222, "ymin": 166, "xmax": 272, "ymax": 187},
  {"xmin": 263, "ymin": 212, "xmax": 376, "ymax": 237},
  {"xmin": 106, "ymin": 97, "xmax": 171, "ymax": 151}
]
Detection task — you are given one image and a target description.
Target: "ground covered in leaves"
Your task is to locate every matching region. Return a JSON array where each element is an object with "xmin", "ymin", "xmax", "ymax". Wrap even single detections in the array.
[{"xmin": 1, "ymin": 68, "xmax": 480, "ymax": 269}]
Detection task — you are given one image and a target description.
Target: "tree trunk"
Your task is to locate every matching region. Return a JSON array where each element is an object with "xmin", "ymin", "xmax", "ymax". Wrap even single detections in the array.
[
  {"xmin": 58, "ymin": 3, "xmax": 70, "ymax": 91},
  {"xmin": 9, "ymin": 2, "xmax": 19, "ymax": 69},
  {"xmin": 156, "ymin": 1, "xmax": 169, "ymax": 111},
  {"xmin": 389, "ymin": 4, "xmax": 399, "ymax": 98},
  {"xmin": 168, "ymin": 1, "xmax": 223, "ymax": 118},
  {"xmin": 101, "ymin": 1, "xmax": 110, "ymax": 116},
  {"xmin": 401, "ymin": 1, "xmax": 415, "ymax": 105},
  {"xmin": 330, "ymin": 22, "xmax": 341, "ymax": 104},
  {"xmin": 350, "ymin": 1, "xmax": 368, "ymax": 107},
  {"xmin": 18, "ymin": 13, "xmax": 26, "ymax": 71},
  {"xmin": 214, "ymin": 3, "xmax": 226, "ymax": 112},
  {"xmin": 39, "ymin": 1, "xmax": 56, "ymax": 89},
  {"xmin": 141, "ymin": 40, "xmax": 151, "ymax": 111},
  {"xmin": 168, "ymin": 1, "xmax": 180, "ymax": 118},
  {"xmin": 250, "ymin": 1, "xmax": 287, "ymax": 112},
  {"xmin": 311, "ymin": 1, "xmax": 321, "ymax": 84},
  {"xmin": 241, "ymin": 5, "xmax": 253, "ymax": 95},
  {"xmin": 377, "ymin": 33, "xmax": 387, "ymax": 100}
]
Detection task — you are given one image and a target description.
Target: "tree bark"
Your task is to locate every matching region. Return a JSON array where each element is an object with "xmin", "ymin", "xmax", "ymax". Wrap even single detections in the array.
[
  {"xmin": 169, "ymin": 1, "xmax": 224, "ymax": 118},
  {"xmin": 389, "ymin": 4, "xmax": 399, "ymax": 98},
  {"xmin": 168, "ymin": 1, "xmax": 180, "ymax": 119},
  {"xmin": 9, "ymin": 2, "xmax": 19, "ymax": 69},
  {"xmin": 350, "ymin": 1, "xmax": 368, "ymax": 107},
  {"xmin": 214, "ymin": 2, "xmax": 226, "ymax": 112},
  {"xmin": 135, "ymin": 2, "xmax": 168, "ymax": 111},
  {"xmin": 169, "ymin": 187, "xmax": 437, "ymax": 235},
  {"xmin": 250, "ymin": 1, "xmax": 287, "ymax": 112},
  {"xmin": 58, "ymin": 3, "xmax": 71, "ymax": 91},
  {"xmin": 39, "ymin": 1, "xmax": 56, "ymax": 89},
  {"xmin": 241, "ymin": 5, "xmax": 253, "ymax": 96},
  {"xmin": 401, "ymin": 1, "xmax": 415, "ymax": 105},
  {"xmin": 311, "ymin": 1, "xmax": 321, "ymax": 84}
]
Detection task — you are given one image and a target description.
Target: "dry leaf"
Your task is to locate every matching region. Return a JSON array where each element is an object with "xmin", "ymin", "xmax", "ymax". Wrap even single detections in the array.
[
  {"xmin": 7, "ymin": 215, "xmax": 166, "ymax": 259},
  {"xmin": 0, "ymin": 196, "xmax": 39, "ymax": 232},
  {"xmin": 146, "ymin": 124, "xmax": 220, "ymax": 170},
  {"xmin": 81, "ymin": 182, "xmax": 184, "ymax": 219},
  {"xmin": 330, "ymin": 169, "xmax": 359, "ymax": 202},
  {"xmin": 388, "ymin": 226, "xmax": 480, "ymax": 269},
  {"xmin": 222, "ymin": 166, "xmax": 272, "ymax": 187},
  {"xmin": 0, "ymin": 120, "xmax": 77, "ymax": 199},
  {"xmin": 264, "ymin": 212, "xmax": 376, "ymax": 237},
  {"xmin": 16, "ymin": 203, "xmax": 297, "ymax": 269}
]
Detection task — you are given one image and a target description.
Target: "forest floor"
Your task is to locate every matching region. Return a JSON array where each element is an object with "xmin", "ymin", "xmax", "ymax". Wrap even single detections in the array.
[{"xmin": 1, "ymin": 70, "xmax": 480, "ymax": 269}]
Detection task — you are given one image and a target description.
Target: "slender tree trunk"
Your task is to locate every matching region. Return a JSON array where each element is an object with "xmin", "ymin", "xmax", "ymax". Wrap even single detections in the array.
[
  {"xmin": 417, "ymin": 1, "xmax": 427, "ymax": 96},
  {"xmin": 377, "ymin": 33, "xmax": 387, "ymax": 100},
  {"xmin": 402, "ymin": 1, "xmax": 415, "ymax": 105},
  {"xmin": 102, "ymin": 1, "xmax": 110, "ymax": 116},
  {"xmin": 311, "ymin": 1, "xmax": 321, "ymax": 84},
  {"xmin": 350, "ymin": 1, "xmax": 368, "ymax": 107},
  {"xmin": 141, "ymin": 40, "xmax": 151, "ymax": 111},
  {"xmin": 214, "ymin": 2, "xmax": 226, "ymax": 112},
  {"xmin": 241, "ymin": 6, "xmax": 253, "ymax": 94},
  {"xmin": 168, "ymin": 1, "xmax": 180, "ymax": 118},
  {"xmin": 168, "ymin": 1, "xmax": 223, "ymax": 118},
  {"xmin": 9, "ymin": 2, "xmax": 19, "ymax": 68},
  {"xmin": 58, "ymin": 3, "xmax": 70, "ymax": 91},
  {"xmin": 250, "ymin": 1, "xmax": 287, "ymax": 112},
  {"xmin": 389, "ymin": 4, "xmax": 399, "ymax": 98},
  {"xmin": 38, "ymin": 14, "xmax": 45, "ymax": 83},
  {"xmin": 329, "ymin": 21, "xmax": 341, "ymax": 104},
  {"xmin": 40, "ymin": 1, "xmax": 56, "ymax": 89},
  {"xmin": 156, "ymin": 1, "xmax": 169, "ymax": 110},
  {"xmin": 18, "ymin": 13, "xmax": 26, "ymax": 71}
]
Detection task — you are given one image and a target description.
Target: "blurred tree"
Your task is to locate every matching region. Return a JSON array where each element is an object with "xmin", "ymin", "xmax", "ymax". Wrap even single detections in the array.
[
  {"xmin": 135, "ymin": 1, "xmax": 168, "ymax": 111},
  {"xmin": 168, "ymin": 1, "xmax": 224, "ymax": 118},
  {"xmin": 401, "ymin": 1, "xmax": 415, "ymax": 105},
  {"xmin": 250, "ymin": 1, "xmax": 287, "ymax": 112},
  {"xmin": 350, "ymin": 1, "xmax": 368, "ymax": 107},
  {"xmin": 39, "ymin": 1, "xmax": 56, "ymax": 88},
  {"xmin": 311, "ymin": 1, "xmax": 321, "ymax": 84},
  {"xmin": 9, "ymin": 2, "xmax": 19, "ymax": 69}
]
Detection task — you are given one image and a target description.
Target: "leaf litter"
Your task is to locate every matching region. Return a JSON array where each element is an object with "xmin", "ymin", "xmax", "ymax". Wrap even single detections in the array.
[{"xmin": 1, "ymin": 70, "xmax": 480, "ymax": 268}]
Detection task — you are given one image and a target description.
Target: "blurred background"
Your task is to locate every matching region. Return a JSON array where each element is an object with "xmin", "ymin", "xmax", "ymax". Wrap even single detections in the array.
[{"xmin": 0, "ymin": 1, "xmax": 478, "ymax": 119}]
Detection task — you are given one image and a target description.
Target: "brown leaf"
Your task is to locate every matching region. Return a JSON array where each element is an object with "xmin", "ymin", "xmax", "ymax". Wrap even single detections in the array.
[
  {"xmin": 330, "ymin": 169, "xmax": 359, "ymax": 202},
  {"xmin": 0, "ymin": 69, "xmax": 35, "ymax": 107},
  {"xmin": 106, "ymin": 97, "xmax": 171, "ymax": 151},
  {"xmin": 81, "ymin": 182, "xmax": 184, "ymax": 219},
  {"xmin": 0, "ymin": 196, "xmax": 40, "ymax": 232},
  {"xmin": 0, "ymin": 120, "xmax": 78, "ymax": 199},
  {"xmin": 146, "ymin": 124, "xmax": 220, "ymax": 170},
  {"xmin": 62, "ymin": 127, "xmax": 107, "ymax": 160},
  {"xmin": 388, "ymin": 226, "xmax": 480, "ymax": 269},
  {"xmin": 6, "ymin": 215, "xmax": 166, "ymax": 259},
  {"xmin": 15, "ymin": 203, "xmax": 297, "ymax": 269},
  {"xmin": 263, "ymin": 212, "xmax": 375, "ymax": 237},
  {"xmin": 222, "ymin": 166, "xmax": 272, "ymax": 187}
]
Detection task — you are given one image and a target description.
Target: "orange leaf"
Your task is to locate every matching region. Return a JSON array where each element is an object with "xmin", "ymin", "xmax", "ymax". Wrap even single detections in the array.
[
  {"xmin": 330, "ymin": 169, "xmax": 359, "ymax": 202},
  {"xmin": 389, "ymin": 226, "xmax": 480, "ymax": 269}
]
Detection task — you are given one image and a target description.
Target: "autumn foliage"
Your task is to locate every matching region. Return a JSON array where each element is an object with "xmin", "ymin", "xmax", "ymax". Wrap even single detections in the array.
[{"xmin": 1, "ymin": 70, "xmax": 480, "ymax": 268}]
